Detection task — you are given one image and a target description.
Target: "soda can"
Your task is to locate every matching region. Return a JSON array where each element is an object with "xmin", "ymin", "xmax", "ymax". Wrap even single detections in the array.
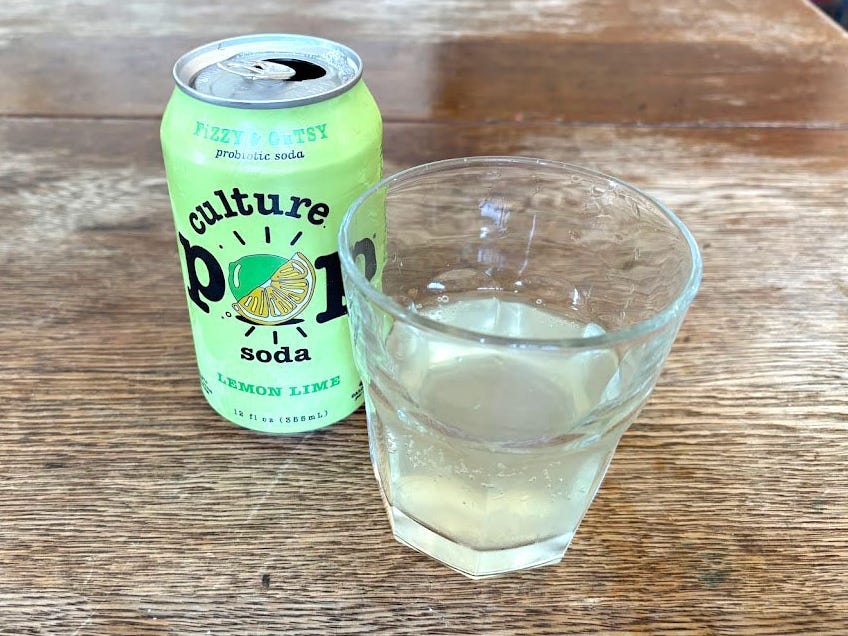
[{"xmin": 161, "ymin": 34, "xmax": 383, "ymax": 433}]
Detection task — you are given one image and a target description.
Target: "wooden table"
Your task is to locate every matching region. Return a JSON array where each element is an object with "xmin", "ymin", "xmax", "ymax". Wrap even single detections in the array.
[{"xmin": 2, "ymin": 1, "xmax": 847, "ymax": 633}]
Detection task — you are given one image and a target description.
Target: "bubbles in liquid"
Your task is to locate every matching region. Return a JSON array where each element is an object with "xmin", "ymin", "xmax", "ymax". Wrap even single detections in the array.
[{"xmin": 371, "ymin": 293, "xmax": 645, "ymax": 574}]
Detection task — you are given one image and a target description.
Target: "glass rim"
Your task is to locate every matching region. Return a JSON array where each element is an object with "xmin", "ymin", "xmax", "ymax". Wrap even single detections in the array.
[{"xmin": 339, "ymin": 156, "xmax": 703, "ymax": 350}]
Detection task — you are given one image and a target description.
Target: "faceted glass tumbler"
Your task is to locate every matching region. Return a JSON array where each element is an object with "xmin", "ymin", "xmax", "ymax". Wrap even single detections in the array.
[{"xmin": 339, "ymin": 157, "xmax": 701, "ymax": 578}]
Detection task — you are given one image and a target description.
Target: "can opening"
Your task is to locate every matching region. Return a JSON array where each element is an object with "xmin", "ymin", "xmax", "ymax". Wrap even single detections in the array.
[{"xmin": 264, "ymin": 58, "xmax": 326, "ymax": 82}]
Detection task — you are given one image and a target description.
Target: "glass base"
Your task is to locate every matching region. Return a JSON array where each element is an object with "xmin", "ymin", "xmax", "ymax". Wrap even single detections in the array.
[{"xmin": 388, "ymin": 505, "xmax": 574, "ymax": 579}]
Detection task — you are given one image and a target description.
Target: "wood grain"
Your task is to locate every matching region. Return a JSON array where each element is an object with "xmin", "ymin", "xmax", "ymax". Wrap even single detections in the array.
[
  {"xmin": 3, "ymin": 0, "xmax": 848, "ymax": 124},
  {"xmin": 3, "ymin": 0, "xmax": 848, "ymax": 633},
  {"xmin": 1, "ymin": 115, "xmax": 847, "ymax": 633}
]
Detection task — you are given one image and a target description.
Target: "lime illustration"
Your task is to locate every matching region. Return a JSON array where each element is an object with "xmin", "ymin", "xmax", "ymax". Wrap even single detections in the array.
[{"xmin": 229, "ymin": 252, "xmax": 316, "ymax": 325}]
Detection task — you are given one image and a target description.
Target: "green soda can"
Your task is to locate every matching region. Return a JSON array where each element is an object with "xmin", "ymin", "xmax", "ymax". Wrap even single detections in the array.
[{"xmin": 161, "ymin": 34, "xmax": 383, "ymax": 433}]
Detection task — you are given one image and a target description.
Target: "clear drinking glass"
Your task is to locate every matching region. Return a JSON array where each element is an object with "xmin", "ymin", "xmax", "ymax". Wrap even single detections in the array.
[{"xmin": 339, "ymin": 157, "xmax": 701, "ymax": 578}]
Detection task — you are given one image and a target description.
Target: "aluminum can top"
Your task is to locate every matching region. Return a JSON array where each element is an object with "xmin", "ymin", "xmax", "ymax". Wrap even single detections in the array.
[{"xmin": 173, "ymin": 33, "xmax": 363, "ymax": 109}]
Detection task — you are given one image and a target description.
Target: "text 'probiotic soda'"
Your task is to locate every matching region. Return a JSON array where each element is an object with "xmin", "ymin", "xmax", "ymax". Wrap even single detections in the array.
[{"xmin": 161, "ymin": 34, "xmax": 382, "ymax": 432}]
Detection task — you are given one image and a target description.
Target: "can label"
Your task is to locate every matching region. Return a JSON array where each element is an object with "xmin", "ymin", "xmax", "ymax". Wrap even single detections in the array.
[{"xmin": 162, "ymin": 79, "xmax": 382, "ymax": 433}]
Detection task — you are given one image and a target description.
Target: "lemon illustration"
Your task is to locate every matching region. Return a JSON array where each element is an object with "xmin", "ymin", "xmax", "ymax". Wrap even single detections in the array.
[{"xmin": 229, "ymin": 252, "xmax": 316, "ymax": 325}]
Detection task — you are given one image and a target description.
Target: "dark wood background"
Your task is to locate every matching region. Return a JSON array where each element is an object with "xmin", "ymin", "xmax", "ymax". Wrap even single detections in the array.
[{"xmin": 1, "ymin": 1, "xmax": 847, "ymax": 633}]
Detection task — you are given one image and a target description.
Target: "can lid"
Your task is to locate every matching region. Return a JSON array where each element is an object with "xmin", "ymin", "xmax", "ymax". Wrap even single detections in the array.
[{"xmin": 173, "ymin": 34, "xmax": 363, "ymax": 109}]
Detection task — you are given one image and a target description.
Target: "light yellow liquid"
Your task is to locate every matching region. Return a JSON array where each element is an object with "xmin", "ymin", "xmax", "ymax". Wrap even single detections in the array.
[{"xmin": 367, "ymin": 295, "xmax": 644, "ymax": 577}]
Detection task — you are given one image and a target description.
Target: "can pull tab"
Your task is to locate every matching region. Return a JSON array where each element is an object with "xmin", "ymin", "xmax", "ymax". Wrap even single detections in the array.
[{"xmin": 217, "ymin": 59, "xmax": 296, "ymax": 80}]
